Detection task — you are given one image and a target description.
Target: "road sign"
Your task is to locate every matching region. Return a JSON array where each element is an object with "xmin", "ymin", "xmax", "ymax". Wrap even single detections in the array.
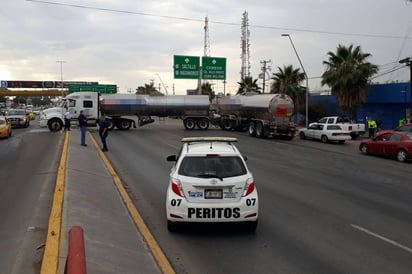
[
  {"xmin": 68, "ymin": 84, "xmax": 117, "ymax": 94},
  {"xmin": 174, "ymin": 55, "xmax": 200, "ymax": 79},
  {"xmin": 202, "ymin": 57, "xmax": 226, "ymax": 80}
]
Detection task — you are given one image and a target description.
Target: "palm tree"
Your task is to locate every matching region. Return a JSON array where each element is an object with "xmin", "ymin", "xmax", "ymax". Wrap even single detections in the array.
[
  {"xmin": 201, "ymin": 81, "xmax": 215, "ymax": 102},
  {"xmin": 136, "ymin": 81, "xmax": 159, "ymax": 95},
  {"xmin": 270, "ymin": 65, "xmax": 305, "ymax": 116},
  {"xmin": 321, "ymin": 44, "xmax": 378, "ymax": 118},
  {"xmin": 237, "ymin": 76, "xmax": 261, "ymax": 95}
]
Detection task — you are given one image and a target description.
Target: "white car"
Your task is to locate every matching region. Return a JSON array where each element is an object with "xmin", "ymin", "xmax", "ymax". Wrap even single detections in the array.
[
  {"xmin": 299, "ymin": 123, "xmax": 351, "ymax": 143},
  {"xmin": 165, "ymin": 137, "xmax": 258, "ymax": 232}
]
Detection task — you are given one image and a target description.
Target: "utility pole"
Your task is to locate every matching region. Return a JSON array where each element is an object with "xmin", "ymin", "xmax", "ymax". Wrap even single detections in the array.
[
  {"xmin": 260, "ymin": 60, "xmax": 271, "ymax": 93},
  {"xmin": 399, "ymin": 57, "xmax": 412, "ymax": 121},
  {"xmin": 56, "ymin": 60, "xmax": 66, "ymax": 97}
]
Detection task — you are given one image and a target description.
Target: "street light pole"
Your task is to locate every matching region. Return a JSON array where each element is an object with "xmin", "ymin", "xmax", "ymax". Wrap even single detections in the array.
[
  {"xmin": 399, "ymin": 57, "xmax": 411, "ymax": 122},
  {"xmin": 56, "ymin": 60, "xmax": 66, "ymax": 97},
  {"xmin": 282, "ymin": 34, "xmax": 309, "ymax": 127}
]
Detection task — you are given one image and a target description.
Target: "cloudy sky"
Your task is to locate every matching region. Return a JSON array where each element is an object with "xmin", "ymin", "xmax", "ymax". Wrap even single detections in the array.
[{"xmin": 1, "ymin": 0, "xmax": 412, "ymax": 95}]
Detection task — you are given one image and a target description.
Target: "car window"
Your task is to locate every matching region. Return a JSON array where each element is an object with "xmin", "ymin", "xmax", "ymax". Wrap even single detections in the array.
[
  {"xmin": 178, "ymin": 156, "xmax": 247, "ymax": 178},
  {"xmin": 0, "ymin": 119, "xmax": 4, "ymax": 125},
  {"xmin": 327, "ymin": 118, "xmax": 335, "ymax": 123},
  {"xmin": 388, "ymin": 134, "xmax": 401, "ymax": 141},
  {"xmin": 396, "ymin": 125, "xmax": 412, "ymax": 132},
  {"xmin": 318, "ymin": 118, "xmax": 327, "ymax": 123},
  {"xmin": 327, "ymin": 125, "xmax": 341, "ymax": 130}
]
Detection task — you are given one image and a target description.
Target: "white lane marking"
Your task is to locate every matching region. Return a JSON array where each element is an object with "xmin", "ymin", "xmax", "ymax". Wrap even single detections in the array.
[{"xmin": 351, "ymin": 224, "xmax": 412, "ymax": 254}]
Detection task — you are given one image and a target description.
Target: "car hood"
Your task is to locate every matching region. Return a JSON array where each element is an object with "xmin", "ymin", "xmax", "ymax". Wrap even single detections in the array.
[{"xmin": 6, "ymin": 115, "xmax": 26, "ymax": 118}]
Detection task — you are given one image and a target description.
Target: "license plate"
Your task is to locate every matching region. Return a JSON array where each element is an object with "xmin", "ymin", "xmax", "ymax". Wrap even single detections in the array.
[{"xmin": 204, "ymin": 189, "xmax": 223, "ymax": 199}]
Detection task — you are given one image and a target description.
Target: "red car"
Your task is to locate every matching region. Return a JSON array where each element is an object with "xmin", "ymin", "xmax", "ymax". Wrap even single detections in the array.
[
  {"xmin": 377, "ymin": 123, "xmax": 412, "ymax": 136},
  {"xmin": 359, "ymin": 132, "xmax": 412, "ymax": 162}
]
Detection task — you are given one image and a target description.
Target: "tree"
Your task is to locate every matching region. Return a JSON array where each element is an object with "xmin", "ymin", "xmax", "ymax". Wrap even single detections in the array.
[
  {"xmin": 201, "ymin": 81, "xmax": 215, "ymax": 102},
  {"xmin": 237, "ymin": 76, "xmax": 261, "ymax": 95},
  {"xmin": 136, "ymin": 81, "xmax": 163, "ymax": 96},
  {"xmin": 270, "ymin": 65, "xmax": 305, "ymax": 116},
  {"xmin": 321, "ymin": 44, "xmax": 378, "ymax": 118}
]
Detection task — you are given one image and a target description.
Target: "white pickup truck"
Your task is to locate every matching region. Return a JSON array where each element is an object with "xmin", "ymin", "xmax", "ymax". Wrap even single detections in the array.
[{"xmin": 310, "ymin": 116, "xmax": 366, "ymax": 139}]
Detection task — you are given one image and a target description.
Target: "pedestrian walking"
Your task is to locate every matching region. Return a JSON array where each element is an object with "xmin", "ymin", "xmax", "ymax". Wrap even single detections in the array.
[
  {"xmin": 98, "ymin": 115, "xmax": 110, "ymax": 152},
  {"xmin": 64, "ymin": 108, "xmax": 71, "ymax": 131},
  {"xmin": 78, "ymin": 110, "xmax": 87, "ymax": 146}
]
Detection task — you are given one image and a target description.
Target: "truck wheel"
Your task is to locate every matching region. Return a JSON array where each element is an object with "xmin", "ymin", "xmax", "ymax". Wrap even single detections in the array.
[
  {"xmin": 255, "ymin": 122, "xmax": 265, "ymax": 138},
  {"xmin": 183, "ymin": 118, "xmax": 196, "ymax": 130},
  {"xmin": 321, "ymin": 135, "xmax": 328, "ymax": 143},
  {"xmin": 248, "ymin": 122, "xmax": 256, "ymax": 137},
  {"xmin": 48, "ymin": 119, "xmax": 63, "ymax": 132},
  {"xmin": 197, "ymin": 118, "xmax": 209, "ymax": 130},
  {"xmin": 222, "ymin": 120, "xmax": 232, "ymax": 131},
  {"xmin": 116, "ymin": 119, "xmax": 132, "ymax": 130}
]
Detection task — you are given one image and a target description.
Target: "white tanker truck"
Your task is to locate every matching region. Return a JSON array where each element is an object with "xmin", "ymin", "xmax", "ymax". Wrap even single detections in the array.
[{"xmin": 39, "ymin": 92, "xmax": 296, "ymax": 139}]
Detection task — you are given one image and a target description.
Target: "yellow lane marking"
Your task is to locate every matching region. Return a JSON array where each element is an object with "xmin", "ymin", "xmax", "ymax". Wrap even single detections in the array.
[
  {"xmin": 40, "ymin": 131, "xmax": 69, "ymax": 274},
  {"xmin": 89, "ymin": 131, "xmax": 175, "ymax": 274}
]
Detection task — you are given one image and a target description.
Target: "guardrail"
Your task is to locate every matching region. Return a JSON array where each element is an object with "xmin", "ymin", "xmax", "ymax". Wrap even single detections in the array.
[{"xmin": 65, "ymin": 226, "xmax": 87, "ymax": 274}]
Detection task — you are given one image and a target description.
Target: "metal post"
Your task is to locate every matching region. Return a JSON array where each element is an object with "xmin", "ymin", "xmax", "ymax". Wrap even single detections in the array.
[
  {"xmin": 282, "ymin": 34, "xmax": 309, "ymax": 127},
  {"xmin": 399, "ymin": 57, "xmax": 411, "ymax": 121},
  {"xmin": 56, "ymin": 60, "xmax": 66, "ymax": 97}
]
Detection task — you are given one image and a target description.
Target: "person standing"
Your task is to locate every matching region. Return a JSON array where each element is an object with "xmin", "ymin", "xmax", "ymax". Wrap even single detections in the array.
[
  {"xmin": 368, "ymin": 118, "xmax": 377, "ymax": 138},
  {"xmin": 98, "ymin": 115, "xmax": 109, "ymax": 152},
  {"xmin": 78, "ymin": 110, "xmax": 87, "ymax": 146},
  {"xmin": 64, "ymin": 108, "xmax": 71, "ymax": 131}
]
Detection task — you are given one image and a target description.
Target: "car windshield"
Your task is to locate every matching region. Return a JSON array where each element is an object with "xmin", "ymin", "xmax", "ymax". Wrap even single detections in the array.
[
  {"xmin": 178, "ymin": 156, "xmax": 247, "ymax": 179},
  {"xmin": 0, "ymin": 119, "xmax": 5, "ymax": 124},
  {"xmin": 7, "ymin": 109, "xmax": 25, "ymax": 115}
]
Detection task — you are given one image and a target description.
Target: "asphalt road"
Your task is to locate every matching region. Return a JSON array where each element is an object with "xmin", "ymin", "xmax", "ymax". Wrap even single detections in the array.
[
  {"xmin": 94, "ymin": 118, "xmax": 412, "ymax": 274},
  {"xmin": 0, "ymin": 120, "xmax": 62, "ymax": 274}
]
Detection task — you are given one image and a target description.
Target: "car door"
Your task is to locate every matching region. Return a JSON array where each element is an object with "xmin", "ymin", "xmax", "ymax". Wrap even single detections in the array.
[
  {"xmin": 368, "ymin": 133, "xmax": 389, "ymax": 155},
  {"xmin": 305, "ymin": 124, "xmax": 318, "ymax": 139},
  {"xmin": 313, "ymin": 124, "xmax": 324, "ymax": 140},
  {"xmin": 382, "ymin": 133, "xmax": 401, "ymax": 157}
]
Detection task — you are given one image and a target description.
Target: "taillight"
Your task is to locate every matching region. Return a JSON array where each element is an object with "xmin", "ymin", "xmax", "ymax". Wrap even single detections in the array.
[
  {"xmin": 171, "ymin": 180, "xmax": 185, "ymax": 197},
  {"xmin": 242, "ymin": 178, "xmax": 255, "ymax": 197}
]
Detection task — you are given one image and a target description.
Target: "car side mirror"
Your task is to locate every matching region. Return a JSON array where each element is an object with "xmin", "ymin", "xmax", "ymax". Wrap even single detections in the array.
[
  {"xmin": 243, "ymin": 156, "xmax": 248, "ymax": 161},
  {"xmin": 167, "ymin": 155, "xmax": 177, "ymax": 162}
]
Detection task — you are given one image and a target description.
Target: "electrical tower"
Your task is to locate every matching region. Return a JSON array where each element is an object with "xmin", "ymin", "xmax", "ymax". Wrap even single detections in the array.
[
  {"xmin": 204, "ymin": 16, "xmax": 210, "ymax": 57},
  {"xmin": 240, "ymin": 11, "xmax": 251, "ymax": 81}
]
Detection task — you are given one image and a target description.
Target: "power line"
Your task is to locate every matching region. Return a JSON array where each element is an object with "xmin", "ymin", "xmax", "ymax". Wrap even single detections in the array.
[{"xmin": 26, "ymin": 0, "xmax": 412, "ymax": 40}]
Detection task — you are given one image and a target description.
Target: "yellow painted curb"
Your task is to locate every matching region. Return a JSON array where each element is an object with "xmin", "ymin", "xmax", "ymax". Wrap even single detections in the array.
[
  {"xmin": 89, "ymin": 131, "xmax": 175, "ymax": 274},
  {"xmin": 40, "ymin": 131, "xmax": 69, "ymax": 274}
]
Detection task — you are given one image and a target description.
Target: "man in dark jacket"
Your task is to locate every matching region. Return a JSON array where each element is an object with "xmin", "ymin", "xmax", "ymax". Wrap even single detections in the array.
[
  {"xmin": 78, "ymin": 110, "xmax": 87, "ymax": 146},
  {"xmin": 98, "ymin": 115, "xmax": 109, "ymax": 151}
]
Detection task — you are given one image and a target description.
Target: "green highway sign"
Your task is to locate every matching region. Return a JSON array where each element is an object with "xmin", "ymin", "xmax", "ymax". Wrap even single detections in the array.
[
  {"xmin": 202, "ymin": 57, "xmax": 226, "ymax": 80},
  {"xmin": 174, "ymin": 55, "xmax": 200, "ymax": 79},
  {"xmin": 68, "ymin": 84, "xmax": 117, "ymax": 94}
]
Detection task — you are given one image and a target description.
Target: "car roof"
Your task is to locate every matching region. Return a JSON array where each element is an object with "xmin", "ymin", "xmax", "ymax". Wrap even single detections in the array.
[{"xmin": 181, "ymin": 137, "xmax": 240, "ymax": 156}]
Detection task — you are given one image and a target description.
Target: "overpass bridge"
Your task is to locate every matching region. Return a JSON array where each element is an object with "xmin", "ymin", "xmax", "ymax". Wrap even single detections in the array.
[{"xmin": 0, "ymin": 88, "xmax": 66, "ymax": 97}]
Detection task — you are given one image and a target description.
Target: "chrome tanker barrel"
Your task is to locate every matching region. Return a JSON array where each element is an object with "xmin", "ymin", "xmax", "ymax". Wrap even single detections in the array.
[
  {"xmin": 100, "ymin": 94, "xmax": 210, "ymax": 117},
  {"xmin": 218, "ymin": 93, "xmax": 294, "ymax": 119}
]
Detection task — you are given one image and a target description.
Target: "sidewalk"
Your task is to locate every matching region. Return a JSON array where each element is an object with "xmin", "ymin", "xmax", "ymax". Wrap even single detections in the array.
[{"xmin": 58, "ymin": 129, "xmax": 161, "ymax": 274}]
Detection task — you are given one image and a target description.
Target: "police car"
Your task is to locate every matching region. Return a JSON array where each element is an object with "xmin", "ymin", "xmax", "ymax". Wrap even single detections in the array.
[{"xmin": 165, "ymin": 137, "xmax": 258, "ymax": 232}]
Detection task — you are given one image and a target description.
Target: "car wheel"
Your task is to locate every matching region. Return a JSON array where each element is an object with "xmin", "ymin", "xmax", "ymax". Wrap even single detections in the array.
[
  {"xmin": 167, "ymin": 220, "xmax": 178, "ymax": 232},
  {"xmin": 360, "ymin": 143, "xmax": 368, "ymax": 154},
  {"xmin": 321, "ymin": 135, "xmax": 328, "ymax": 143},
  {"xmin": 299, "ymin": 132, "xmax": 306, "ymax": 139},
  {"xmin": 396, "ymin": 149, "xmax": 407, "ymax": 162},
  {"xmin": 244, "ymin": 220, "xmax": 258, "ymax": 233}
]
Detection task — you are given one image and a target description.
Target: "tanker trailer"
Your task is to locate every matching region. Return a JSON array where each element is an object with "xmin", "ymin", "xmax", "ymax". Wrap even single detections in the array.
[
  {"xmin": 100, "ymin": 94, "xmax": 213, "ymax": 130},
  {"xmin": 217, "ymin": 93, "xmax": 296, "ymax": 139}
]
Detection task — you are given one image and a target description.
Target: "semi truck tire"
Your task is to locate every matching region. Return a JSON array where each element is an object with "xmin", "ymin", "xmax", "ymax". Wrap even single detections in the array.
[
  {"xmin": 255, "ymin": 122, "xmax": 265, "ymax": 138},
  {"xmin": 183, "ymin": 118, "xmax": 196, "ymax": 130},
  {"xmin": 48, "ymin": 118, "xmax": 63, "ymax": 132},
  {"xmin": 197, "ymin": 118, "xmax": 210, "ymax": 130},
  {"xmin": 222, "ymin": 120, "xmax": 233, "ymax": 131},
  {"xmin": 248, "ymin": 122, "xmax": 256, "ymax": 137},
  {"xmin": 116, "ymin": 119, "xmax": 132, "ymax": 130}
]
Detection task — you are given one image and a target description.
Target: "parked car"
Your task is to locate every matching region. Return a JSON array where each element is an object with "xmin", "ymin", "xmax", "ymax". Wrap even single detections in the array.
[
  {"xmin": 377, "ymin": 123, "xmax": 412, "ymax": 136},
  {"xmin": 165, "ymin": 137, "xmax": 258, "ymax": 232},
  {"xmin": 299, "ymin": 123, "xmax": 352, "ymax": 144},
  {"xmin": 0, "ymin": 115, "xmax": 12, "ymax": 138},
  {"xmin": 359, "ymin": 132, "xmax": 412, "ymax": 162},
  {"xmin": 5, "ymin": 109, "xmax": 30, "ymax": 128}
]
